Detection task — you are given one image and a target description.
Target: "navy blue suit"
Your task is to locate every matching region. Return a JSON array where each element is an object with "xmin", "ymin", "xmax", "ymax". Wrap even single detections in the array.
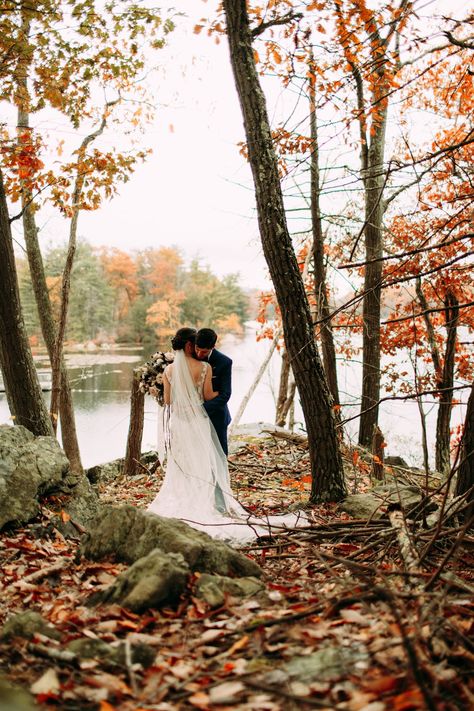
[{"xmin": 203, "ymin": 349, "xmax": 232, "ymax": 455}]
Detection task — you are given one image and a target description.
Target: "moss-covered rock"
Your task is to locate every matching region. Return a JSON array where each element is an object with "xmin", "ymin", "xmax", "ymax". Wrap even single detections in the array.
[
  {"xmin": 195, "ymin": 573, "xmax": 265, "ymax": 608},
  {"xmin": 92, "ymin": 548, "xmax": 189, "ymax": 612},
  {"xmin": 1, "ymin": 611, "xmax": 61, "ymax": 642},
  {"xmin": 81, "ymin": 505, "xmax": 262, "ymax": 579}
]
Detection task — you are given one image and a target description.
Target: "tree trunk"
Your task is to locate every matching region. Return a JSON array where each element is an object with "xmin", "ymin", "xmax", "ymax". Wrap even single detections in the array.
[
  {"xmin": 455, "ymin": 381, "xmax": 474, "ymax": 522},
  {"xmin": 358, "ymin": 113, "xmax": 387, "ymax": 447},
  {"xmin": 416, "ymin": 278, "xmax": 441, "ymax": 377},
  {"xmin": 124, "ymin": 369, "xmax": 145, "ymax": 476},
  {"xmin": 309, "ymin": 53, "xmax": 339, "ymax": 408},
  {"xmin": 275, "ymin": 349, "xmax": 290, "ymax": 426},
  {"xmin": 0, "ymin": 169, "xmax": 53, "ymax": 436},
  {"xmin": 435, "ymin": 290, "xmax": 459, "ymax": 473},
  {"xmin": 371, "ymin": 425, "xmax": 385, "ymax": 481},
  {"xmin": 17, "ymin": 97, "xmax": 83, "ymax": 472},
  {"xmin": 223, "ymin": 0, "xmax": 345, "ymax": 502},
  {"xmin": 278, "ymin": 376, "xmax": 297, "ymax": 429}
]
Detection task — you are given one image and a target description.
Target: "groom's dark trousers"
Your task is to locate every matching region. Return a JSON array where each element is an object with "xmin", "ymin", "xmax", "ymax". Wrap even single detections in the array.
[{"xmin": 203, "ymin": 349, "xmax": 232, "ymax": 455}]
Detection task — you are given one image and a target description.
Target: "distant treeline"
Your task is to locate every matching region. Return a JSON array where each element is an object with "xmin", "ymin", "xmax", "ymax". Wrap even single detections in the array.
[{"xmin": 17, "ymin": 241, "xmax": 250, "ymax": 345}]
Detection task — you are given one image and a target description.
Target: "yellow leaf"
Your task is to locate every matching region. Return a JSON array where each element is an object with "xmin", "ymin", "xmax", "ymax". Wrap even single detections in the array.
[{"xmin": 226, "ymin": 635, "xmax": 249, "ymax": 656}]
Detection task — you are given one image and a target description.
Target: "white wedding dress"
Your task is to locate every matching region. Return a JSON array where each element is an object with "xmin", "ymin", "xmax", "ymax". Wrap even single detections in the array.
[{"xmin": 147, "ymin": 350, "xmax": 307, "ymax": 545}]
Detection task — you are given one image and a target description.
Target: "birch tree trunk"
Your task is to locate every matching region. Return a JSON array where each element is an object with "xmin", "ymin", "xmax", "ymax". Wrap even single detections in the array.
[
  {"xmin": 0, "ymin": 169, "xmax": 53, "ymax": 436},
  {"xmin": 223, "ymin": 0, "xmax": 345, "ymax": 502}
]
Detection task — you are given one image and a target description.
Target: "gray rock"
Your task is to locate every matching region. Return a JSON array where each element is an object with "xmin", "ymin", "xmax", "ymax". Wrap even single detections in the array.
[
  {"xmin": 0, "ymin": 424, "xmax": 98, "ymax": 531},
  {"xmin": 282, "ymin": 645, "xmax": 369, "ymax": 682},
  {"xmin": 340, "ymin": 493, "xmax": 386, "ymax": 520},
  {"xmin": 372, "ymin": 483, "xmax": 422, "ymax": 514},
  {"xmin": 0, "ymin": 425, "xmax": 69, "ymax": 528},
  {"xmin": 61, "ymin": 474, "xmax": 100, "ymax": 529},
  {"xmin": 0, "ymin": 676, "xmax": 37, "ymax": 711},
  {"xmin": 1, "ymin": 611, "xmax": 61, "ymax": 642},
  {"xmin": 85, "ymin": 451, "xmax": 159, "ymax": 484},
  {"xmin": 341, "ymin": 483, "xmax": 423, "ymax": 520},
  {"xmin": 195, "ymin": 573, "xmax": 265, "ymax": 608},
  {"xmin": 385, "ymin": 456, "xmax": 409, "ymax": 468},
  {"xmin": 94, "ymin": 548, "xmax": 189, "ymax": 612},
  {"xmin": 81, "ymin": 505, "xmax": 262, "ymax": 579}
]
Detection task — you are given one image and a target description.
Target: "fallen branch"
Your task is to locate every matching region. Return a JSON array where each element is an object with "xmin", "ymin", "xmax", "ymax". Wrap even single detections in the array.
[{"xmin": 12, "ymin": 561, "xmax": 67, "ymax": 590}]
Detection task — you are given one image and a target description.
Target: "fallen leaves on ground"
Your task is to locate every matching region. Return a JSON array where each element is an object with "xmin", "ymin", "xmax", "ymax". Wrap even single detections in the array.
[{"xmin": 1, "ymin": 436, "xmax": 473, "ymax": 710}]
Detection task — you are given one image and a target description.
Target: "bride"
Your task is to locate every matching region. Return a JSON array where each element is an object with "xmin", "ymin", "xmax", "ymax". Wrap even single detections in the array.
[{"xmin": 147, "ymin": 328, "xmax": 306, "ymax": 544}]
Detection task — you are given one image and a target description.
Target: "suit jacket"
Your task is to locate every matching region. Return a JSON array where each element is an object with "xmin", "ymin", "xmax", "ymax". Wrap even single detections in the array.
[{"xmin": 203, "ymin": 349, "xmax": 232, "ymax": 453}]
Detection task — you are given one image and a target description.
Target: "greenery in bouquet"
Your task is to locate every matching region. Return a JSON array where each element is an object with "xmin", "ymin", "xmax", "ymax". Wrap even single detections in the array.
[{"xmin": 138, "ymin": 351, "xmax": 174, "ymax": 406}]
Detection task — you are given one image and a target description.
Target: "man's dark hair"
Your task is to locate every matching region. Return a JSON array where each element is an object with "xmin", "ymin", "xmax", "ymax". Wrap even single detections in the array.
[{"xmin": 196, "ymin": 328, "xmax": 217, "ymax": 349}]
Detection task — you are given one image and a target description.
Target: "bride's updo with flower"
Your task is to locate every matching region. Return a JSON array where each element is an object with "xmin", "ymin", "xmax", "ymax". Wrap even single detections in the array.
[{"xmin": 171, "ymin": 327, "xmax": 197, "ymax": 351}]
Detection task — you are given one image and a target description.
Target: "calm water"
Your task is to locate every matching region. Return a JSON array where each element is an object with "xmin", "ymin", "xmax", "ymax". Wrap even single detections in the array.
[{"xmin": 0, "ymin": 326, "xmax": 467, "ymax": 468}]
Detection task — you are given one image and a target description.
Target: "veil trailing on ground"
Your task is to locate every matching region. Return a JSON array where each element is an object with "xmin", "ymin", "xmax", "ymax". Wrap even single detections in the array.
[{"xmin": 150, "ymin": 350, "xmax": 308, "ymax": 544}]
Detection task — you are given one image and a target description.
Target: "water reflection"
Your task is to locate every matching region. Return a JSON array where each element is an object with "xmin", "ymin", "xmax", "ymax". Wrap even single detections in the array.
[{"xmin": 0, "ymin": 333, "xmax": 467, "ymax": 469}]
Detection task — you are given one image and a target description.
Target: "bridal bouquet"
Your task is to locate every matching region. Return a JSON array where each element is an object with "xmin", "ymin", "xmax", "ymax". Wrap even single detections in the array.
[{"xmin": 138, "ymin": 351, "xmax": 174, "ymax": 406}]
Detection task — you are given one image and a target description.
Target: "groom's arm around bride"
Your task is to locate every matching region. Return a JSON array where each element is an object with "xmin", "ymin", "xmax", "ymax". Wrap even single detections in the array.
[{"xmin": 195, "ymin": 328, "xmax": 232, "ymax": 456}]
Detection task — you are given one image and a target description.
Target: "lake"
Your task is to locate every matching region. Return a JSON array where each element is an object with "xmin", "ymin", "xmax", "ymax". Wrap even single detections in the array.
[{"xmin": 0, "ymin": 324, "xmax": 467, "ymax": 468}]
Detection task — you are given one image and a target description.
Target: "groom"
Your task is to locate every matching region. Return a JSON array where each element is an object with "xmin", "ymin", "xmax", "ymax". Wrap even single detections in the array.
[{"xmin": 195, "ymin": 328, "xmax": 232, "ymax": 455}]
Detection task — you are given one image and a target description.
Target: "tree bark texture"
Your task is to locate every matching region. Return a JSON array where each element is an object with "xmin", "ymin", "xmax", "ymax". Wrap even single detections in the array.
[
  {"xmin": 275, "ymin": 349, "xmax": 290, "ymax": 426},
  {"xmin": 278, "ymin": 377, "xmax": 297, "ymax": 429},
  {"xmin": 0, "ymin": 169, "xmax": 53, "ymax": 436},
  {"xmin": 371, "ymin": 425, "xmax": 385, "ymax": 481},
  {"xmin": 435, "ymin": 290, "xmax": 459, "ymax": 473},
  {"xmin": 124, "ymin": 369, "xmax": 145, "ymax": 476},
  {"xmin": 455, "ymin": 381, "xmax": 474, "ymax": 522},
  {"xmin": 358, "ymin": 113, "xmax": 387, "ymax": 447},
  {"xmin": 309, "ymin": 55, "xmax": 340, "ymax": 408},
  {"xmin": 223, "ymin": 0, "xmax": 345, "ymax": 502}
]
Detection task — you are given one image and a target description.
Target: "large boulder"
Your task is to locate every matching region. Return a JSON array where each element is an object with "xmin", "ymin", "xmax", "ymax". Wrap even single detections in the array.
[
  {"xmin": 81, "ymin": 505, "xmax": 261, "ymax": 578},
  {"xmin": 0, "ymin": 424, "xmax": 99, "ymax": 530},
  {"xmin": 0, "ymin": 425, "xmax": 69, "ymax": 529}
]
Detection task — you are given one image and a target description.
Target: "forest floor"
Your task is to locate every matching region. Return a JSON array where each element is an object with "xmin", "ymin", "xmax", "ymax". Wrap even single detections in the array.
[{"xmin": 0, "ymin": 434, "xmax": 473, "ymax": 711}]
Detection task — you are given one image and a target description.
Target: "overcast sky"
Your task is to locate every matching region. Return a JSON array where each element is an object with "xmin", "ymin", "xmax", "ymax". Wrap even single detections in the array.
[
  {"xmin": 9, "ymin": 0, "xmax": 465, "ymax": 292},
  {"xmin": 78, "ymin": 3, "xmax": 269, "ymax": 290}
]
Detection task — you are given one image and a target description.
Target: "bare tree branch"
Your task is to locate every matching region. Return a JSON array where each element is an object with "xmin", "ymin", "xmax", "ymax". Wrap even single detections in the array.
[{"xmin": 251, "ymin": 11, "xmax": 303, "ymax": 38}]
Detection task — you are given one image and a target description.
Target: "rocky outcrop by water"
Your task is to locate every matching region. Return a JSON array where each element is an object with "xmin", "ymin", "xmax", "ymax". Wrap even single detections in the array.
[{"xmin": 0, "ymin": 424, "xmax": 98, "ymax": 530}]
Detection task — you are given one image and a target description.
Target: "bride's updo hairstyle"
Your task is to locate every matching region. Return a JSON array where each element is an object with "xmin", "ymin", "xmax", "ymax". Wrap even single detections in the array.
[{"xmin": 171, "ymin": 327, "xmax": 197, "ymax": 351}]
